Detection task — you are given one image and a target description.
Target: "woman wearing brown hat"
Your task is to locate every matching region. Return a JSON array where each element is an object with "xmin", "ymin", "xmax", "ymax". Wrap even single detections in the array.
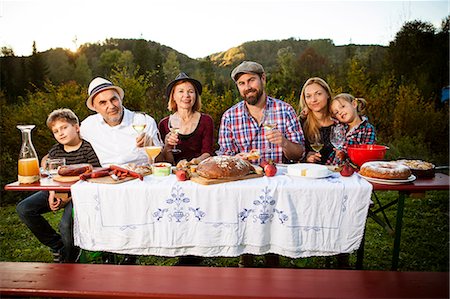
[
  {"xmin": 159, "ymin": 73, "xmax": 214, "ymax": 166},
  {"xmin": 159, "ymin": 73, "xmax": 214, "ymax": 266}
]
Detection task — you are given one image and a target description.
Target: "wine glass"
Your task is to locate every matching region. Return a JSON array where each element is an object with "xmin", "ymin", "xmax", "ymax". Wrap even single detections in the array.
[
  {"xmin": 132, "ymin": 112, "xmax": 147, "ymax": 136},
  {"xmin": 144, "ymin": 132, "xmax": 163, "ymax": 165},
  {"xmin": 309, "ymin": 132, "xmax": 324, "ymax": 153},
  {"xmin": 330, "ymin": 124, "xmax": 346, "ymax": 150},
  {"xmin": 168, "ymin": 114, "xmax": 182, "ymax": 154},
  {"xmin": 263, "ymin": 110, "xmax": 277, "ymax": 153}
]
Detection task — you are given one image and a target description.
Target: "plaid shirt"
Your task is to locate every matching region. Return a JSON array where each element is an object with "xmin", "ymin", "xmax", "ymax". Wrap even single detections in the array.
[
  {"xmin": 218, "ymin": 96, "xmax": 304, "ymax": 163},
  {"xmin": 326, "ymin": 116, "xmax": 376, "ymax": 165}
]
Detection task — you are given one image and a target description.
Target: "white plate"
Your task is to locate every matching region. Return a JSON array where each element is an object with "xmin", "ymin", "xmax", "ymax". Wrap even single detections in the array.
[
  {"xmin": 286, "ymin": 170, "xmax": 333, "ymax": 179},
  {"xmin": 359, "ymin": 174, "xmax": 416, "ymax": 185}
]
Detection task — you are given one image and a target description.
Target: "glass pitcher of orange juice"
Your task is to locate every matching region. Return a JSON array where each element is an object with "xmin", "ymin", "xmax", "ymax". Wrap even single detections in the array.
[{"xmin": 17, "ymin": 125, "xmax": 40, "ymax": 183}]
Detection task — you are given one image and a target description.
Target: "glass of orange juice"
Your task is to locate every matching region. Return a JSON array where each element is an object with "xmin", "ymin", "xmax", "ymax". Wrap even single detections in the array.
[{"xmin": 145, "ymin": 146, "xmax": 162, "ymax": 165}]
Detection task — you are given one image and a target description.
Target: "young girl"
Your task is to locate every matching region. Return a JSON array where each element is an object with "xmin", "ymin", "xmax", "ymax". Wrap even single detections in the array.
[{"xmin": 328, "ymin": 93, "xmax": 376, "ymax": 165}]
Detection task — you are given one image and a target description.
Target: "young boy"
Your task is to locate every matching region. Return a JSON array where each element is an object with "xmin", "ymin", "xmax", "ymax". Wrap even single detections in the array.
[{"xmin": 16, "ymin": 108, "xmax": 100, "ymax": 263}]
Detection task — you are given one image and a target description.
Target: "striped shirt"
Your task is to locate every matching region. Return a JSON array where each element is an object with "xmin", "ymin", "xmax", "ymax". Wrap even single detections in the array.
[
  {"xmin": 326, "ymin": 116, "xmax": 376, "ymax": 165},
  {"xmin": 48, "ymin": 139, "xmax": 101, "ymax": 167},
  {"xmin": 218, "ymin": 96, "xmax": 305, "ymax": 163}
]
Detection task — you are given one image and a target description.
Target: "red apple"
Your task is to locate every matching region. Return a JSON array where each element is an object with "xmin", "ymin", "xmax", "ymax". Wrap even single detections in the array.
[
  {"xmin": 340, "ymin": 163, "xmax": 355, "ymax": 177},
  {"xmin": 264, "ymin": 164, "xmax": 277, "ymax": 177},
  {"xmin": 176, "ymin": 169, "xmax": 187, "ymax": 181}
]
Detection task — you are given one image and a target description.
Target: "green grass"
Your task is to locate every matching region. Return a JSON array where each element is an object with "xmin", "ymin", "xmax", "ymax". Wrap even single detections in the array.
[{"xmin": 1, "ymin": 191, "xmax": 448, "ymax": 270}]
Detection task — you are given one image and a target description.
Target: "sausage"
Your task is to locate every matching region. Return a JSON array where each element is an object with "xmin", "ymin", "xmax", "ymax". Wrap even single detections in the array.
[
  {"xmin": 58, "ymin": 163, "xmax": 93, "ymax": 176},
  {"xmin": 79, "ymin": 168, "xmax": 111, "ymax": 180},
  {"xmin": 110, "ymin": 165, "xmax": 143, "ymax": 180},
  {"xmin": 90, "ymin": 170, "xmax": 110, "ymax": 178}
]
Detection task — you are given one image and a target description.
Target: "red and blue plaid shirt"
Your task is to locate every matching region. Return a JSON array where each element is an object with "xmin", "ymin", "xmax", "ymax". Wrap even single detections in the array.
[
  {"xmin": 218, "ymin": 96, "xmax": 305, "ymax": 163},
  {"xmin": 326, "ymin": 116, "xmax": 376, "ymax": 165}
]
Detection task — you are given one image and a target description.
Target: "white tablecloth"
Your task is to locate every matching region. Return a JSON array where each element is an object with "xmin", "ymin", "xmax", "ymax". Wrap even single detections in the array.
[{"xmin": 72, "ymin": 171, "xmax": 373, "ymax": 258}]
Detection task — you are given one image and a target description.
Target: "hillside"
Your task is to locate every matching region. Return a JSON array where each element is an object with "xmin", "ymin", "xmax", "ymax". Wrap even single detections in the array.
[{"xmin": 208, "ymin": 38, "xmax": 387, "ymax": 74}]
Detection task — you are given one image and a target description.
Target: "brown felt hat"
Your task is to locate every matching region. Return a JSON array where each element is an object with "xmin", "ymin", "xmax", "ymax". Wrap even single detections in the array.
[{"xmin": 231, "ymin": 61, "xmax": 265, "ymax": 82}]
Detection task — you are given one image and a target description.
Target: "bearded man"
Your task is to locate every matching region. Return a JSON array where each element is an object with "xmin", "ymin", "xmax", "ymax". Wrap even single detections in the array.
[{"xmin": 218, "ymin": 61, "xmax": 305, "ymax": 164}]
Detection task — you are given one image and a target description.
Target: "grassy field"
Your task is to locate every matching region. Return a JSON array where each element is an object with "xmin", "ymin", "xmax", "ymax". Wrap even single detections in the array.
[{"xmin": 1, "ymin": 190, "xmax": 448, "ymax": 271}]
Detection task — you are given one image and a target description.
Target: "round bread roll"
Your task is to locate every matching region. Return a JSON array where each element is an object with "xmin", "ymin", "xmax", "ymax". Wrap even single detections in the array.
[
  {"xmin": 359, "ymin": 161, "xmax": 411, "ymax": 180},
  {"xmin": 196, "ymin": 156, "xmax": 253, "ymax": 179}
]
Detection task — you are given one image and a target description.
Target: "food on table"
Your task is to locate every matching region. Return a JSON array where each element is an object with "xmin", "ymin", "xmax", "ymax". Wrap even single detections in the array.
[
  {"xmin": 246, "ymin": 149, "xmax": 261, "ymax": 161},
  {"xmin": 359, "ymin": 161, "xmax": 411, "ymax": 180},
  {"xmin": 235, "ymin": 149, "xmax": 261, "ymax": 161},
  {"xmin": 252, "ymin": 164, "xmax": 264, "ymax": 175},
  {"xmin": 121, "ymin": 163, "xmax": 152, "ymax": 175},
  {"xmin": 196, "ymin": 156, "xmax": 253, "ymax": 179},
  {"xmin": 396, "ymin": 159, "xmax": 435, "ymax": 178},
  {"xmin": 176, "ymin": 169, "xmax": 188, "ymax": 181},
  {"xmin": 260, "ymin": 160, "xmax": 269, "ymax": 168},
  {"xmin": 58, "ymin": 163, "xmax": 93, "ymax": 176},
  {"xmin": 264, "ymin": 162, "xmax": 277, "ymax": 177},
  {"xmin": 286, "ymin": 163, "xmax": 329, "ymax": 177},
  {"xmin": 340, "ymin": 162, "xmax": 356, "ymax": 177},
  {"xmin": 152, "ymin": 162, "xmax": 172, "ymax": 176},
  {"xmin": 176, "ymin": 159, "xmax": 193, "ymax": 169}
]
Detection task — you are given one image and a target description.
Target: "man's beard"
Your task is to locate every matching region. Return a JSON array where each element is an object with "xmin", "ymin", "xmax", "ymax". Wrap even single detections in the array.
[
  {"xmin": 242, "ymin": 87, "xmax": 263, "ymax": 106},
  {"xmin": 106, "ymin": 106, "xmax": 124, "ymax": 124}
]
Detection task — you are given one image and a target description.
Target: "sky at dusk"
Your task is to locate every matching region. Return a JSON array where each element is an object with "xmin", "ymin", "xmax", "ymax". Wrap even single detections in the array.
[{"xmin": 1, "ymin": 0, "xmax": 448, "ymax": 58}]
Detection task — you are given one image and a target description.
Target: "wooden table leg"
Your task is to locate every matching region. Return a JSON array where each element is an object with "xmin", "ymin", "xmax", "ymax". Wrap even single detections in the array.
[{"xmin": 391, "ymin": 191, "xmax": 406, "ymax": 270}]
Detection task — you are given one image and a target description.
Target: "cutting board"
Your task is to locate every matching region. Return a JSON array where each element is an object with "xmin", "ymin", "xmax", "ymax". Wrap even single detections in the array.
[
  {"xmin": 52, "ymin": 175, "xmax": 80, "ymax": 183},
  {"xmin": 190, "ymin": 173, "xmax": 263, "ymax": 185},
  {"xmin": 86, "ymin": 172, "xmax": 152, "ymax": 184}
]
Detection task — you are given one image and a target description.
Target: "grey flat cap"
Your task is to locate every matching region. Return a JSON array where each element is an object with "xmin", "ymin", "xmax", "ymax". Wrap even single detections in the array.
[{"xmin": 231, "ymin": 61, "xmax": 265, "ymax": 82}]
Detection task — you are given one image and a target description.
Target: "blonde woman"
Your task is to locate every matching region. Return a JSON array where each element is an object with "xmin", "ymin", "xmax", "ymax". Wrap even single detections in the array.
[{"xmin": 298, "ymin": 77, "xmax": 337, "ymax": 164}]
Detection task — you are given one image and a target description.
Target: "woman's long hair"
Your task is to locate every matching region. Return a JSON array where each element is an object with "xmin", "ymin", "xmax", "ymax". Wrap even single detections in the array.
[{"xmin": 297, "ymin": 77, "xmax": 333, "ymax": 141}]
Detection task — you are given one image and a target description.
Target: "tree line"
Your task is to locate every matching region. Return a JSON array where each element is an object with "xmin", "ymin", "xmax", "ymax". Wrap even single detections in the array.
[{"xmin": 1, "ymin": 18, "xmax": 448, "ymax": 204}]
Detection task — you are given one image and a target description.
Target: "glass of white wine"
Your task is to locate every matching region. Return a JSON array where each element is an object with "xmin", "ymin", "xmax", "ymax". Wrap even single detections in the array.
[
  {"xmin": 132, "ymin": 112, "xmax": 147, "ymax": 135},
  {"xmin": 309, "ymin": 132, "xmax": 324, "ymax": 153},
  {"xmin": 263, "ymin": 110, "xmax": 277, "ymax": 153},
  {"xmin": 168, "ymin": 114, "xmax": 181, "ymax": 154}
]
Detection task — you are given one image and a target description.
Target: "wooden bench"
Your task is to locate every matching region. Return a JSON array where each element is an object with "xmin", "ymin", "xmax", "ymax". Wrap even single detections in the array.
[{"xmin": 1, "ymin": 262, "xmax": 448, "ymax": 298}]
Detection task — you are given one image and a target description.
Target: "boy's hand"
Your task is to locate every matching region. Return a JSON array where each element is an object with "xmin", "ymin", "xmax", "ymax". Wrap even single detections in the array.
[{"xmin": 48, "ymin": 191, "xmax": 61, "ymax": 211}]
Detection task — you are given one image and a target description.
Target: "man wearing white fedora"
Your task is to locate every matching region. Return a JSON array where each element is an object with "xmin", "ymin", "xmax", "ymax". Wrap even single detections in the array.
[
  {"xmin": 80, "ymin": 77, "xmax": 163, "ymax": 265},
  {"xmin": 80, "ymin": 77, "xmax": 163, "ymax": 167}
]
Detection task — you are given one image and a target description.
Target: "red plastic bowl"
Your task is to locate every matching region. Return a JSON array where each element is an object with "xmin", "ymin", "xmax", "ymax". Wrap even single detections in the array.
[{"xmin": 347, "ymin": 144, "xmax": 388, "ymax": 167}]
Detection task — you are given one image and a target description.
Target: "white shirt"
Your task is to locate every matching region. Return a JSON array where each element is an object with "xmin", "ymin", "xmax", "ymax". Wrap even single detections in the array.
[{"xmin": 80, "ymin": 108, "xmax": 162, "ymax": 167}]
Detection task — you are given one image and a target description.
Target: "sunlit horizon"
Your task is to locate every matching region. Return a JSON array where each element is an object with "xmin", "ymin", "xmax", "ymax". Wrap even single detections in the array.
[{"xmin": 1, "ymin": 0, "xmax": 448, "ymax": 58}]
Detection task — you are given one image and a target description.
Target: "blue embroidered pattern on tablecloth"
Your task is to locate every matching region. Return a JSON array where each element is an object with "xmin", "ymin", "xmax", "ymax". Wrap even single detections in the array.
[
  {"xmin": 153, "ymin": 184, "xmax": 206, "ymax": 222},
  {"xmin": 239, "ymin": 186, "xmax": 288, "ymax": 224}
]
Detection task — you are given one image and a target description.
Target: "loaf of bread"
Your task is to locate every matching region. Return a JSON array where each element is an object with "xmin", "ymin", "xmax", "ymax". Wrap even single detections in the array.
[
  {"xmin": 58, "ymin": 163, "xmax": 93, "ymax": 176},
  {"xmin": 196, "ymin": 156, "xmax": 253, "ymax": 179}
]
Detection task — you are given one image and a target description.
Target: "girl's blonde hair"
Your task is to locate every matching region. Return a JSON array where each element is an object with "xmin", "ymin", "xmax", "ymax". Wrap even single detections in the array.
[
  {"xmin": 46, "ymin": 108, "xmax": 79, "ymax": 129},
  {"xmin": 167, "ymin": 80, "xmax": 202, "ymax": 112},
  {"xmin": 297, "ymin": 77, "xmax": 333, "ymax": 141},
  {"xmin": 332, "ymin": 93, "xmax": 367, "ymax": 116}
]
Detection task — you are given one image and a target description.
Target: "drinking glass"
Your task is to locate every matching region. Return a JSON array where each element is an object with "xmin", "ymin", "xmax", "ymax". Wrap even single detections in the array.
[
  {"xmin": 330, "ymin": 124, "xmax": 346, "ymax": 150},
  {"xmin": 45, "ymin": 158, "xmax": 66, "ymax": 177},
  {"xmin": 168, "ymin": 114, "xmax": 182, "ymax": 153},
  {"xmin": 263, "ymin": 110, "xmax": 277, "ymax": 153},
  {"xmin": 144, "ymin": 132, "xmax": 163, "ymax": 165},
  {"xmin": 132, "ymin": 112, "xmax": 147, "ymax": 135},
  {"xmin": 309, "ymin": 132, "xmax": 324, "ymax": 153}
]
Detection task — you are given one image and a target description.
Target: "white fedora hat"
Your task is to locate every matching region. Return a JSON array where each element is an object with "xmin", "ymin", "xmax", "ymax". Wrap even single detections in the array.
[{"xmin": 86, "ymin": 77, "xmax": 124, "ymax": 111}]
